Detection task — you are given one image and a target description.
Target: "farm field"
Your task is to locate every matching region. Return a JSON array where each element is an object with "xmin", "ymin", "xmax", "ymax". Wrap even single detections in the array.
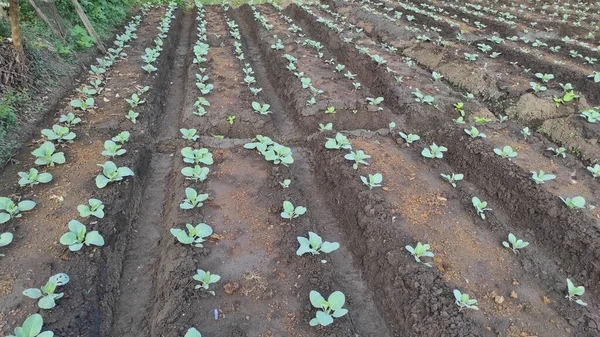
[{"xmin": 1, "ymin": 1, "xmax": 599, "ymax": 336}]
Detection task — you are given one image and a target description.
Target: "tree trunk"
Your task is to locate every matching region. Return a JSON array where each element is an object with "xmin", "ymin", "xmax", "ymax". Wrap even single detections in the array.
[
  {"xmin": 70, "ymin": 0, "xmax": 106, "ymax": 53},
  {"xmin": 8, "ymin": 0, "xmax": 24, "ymax": 63},
  {"xmin": 27, "ymin": 0, "xmax": 65, "ymax": 41}
]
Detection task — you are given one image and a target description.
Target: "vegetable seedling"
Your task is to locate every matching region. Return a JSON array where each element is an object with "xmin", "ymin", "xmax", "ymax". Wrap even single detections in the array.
[
  {"xmin": 472, "ymin": 197, "xmax": 491, "ymax": 219},
  {"xmin": 96, "ymin": 161, "xmax": 134, "ymax": 188},
  {"xmin": 23, "ymin": 273, "xmax": 69, "ymax": 309},
  {"xmin": 171, "ymin": 223, "xmax": 213, "ymax": 247},
  {"xmin": 180, "ymin": 187, "xmax": 209, "ymax": 209},
  {"xmin": 5, "ymin": 313, "xmax": 53, "ymax": 337},
  {"xmin": 125, "ymin": 93, "xmax": 145, "ymax": 107},
  {"xmin": 587, "ymin": 164, "xmax": 600, "ymax": 178},
  {"xmin": 281, "ymin": 201, "xmax": 306, "ymax": 220},
  {"xmin": 296, "ymin": 232, "xmax": 340, "ymax": 256},
  {"xmin": 421, "ymin": 143, "xmax": 447, "ymax": 159},
  {"xmin": 431, "ymin": 71, "xmax": 443, "ymax": 81},
  {"xmin": 579, "ymin": 108, "xmax": 600, "ymax": 123},
  {"xmin": 453, "ymin": 289, "xmax": 479, "ymax": 311},
  {"xmin": 531, "ymin": 170, "xmax": 555, "ymax": 184},
  {"xmin": 405, "ymin": 242, "xmax": 434, "ymax": 267},
  {"xmin": 112, "ymin": 131, "xmax": 130, "ymax": 144},
  {"xmin": 193, "ymin": 269, "xmax": 220, "ymax": 296},
  {"xmin": 521, "ymin": 127, "xmax": 531, "ymax": 139},
  {"xmin": 441, "ymin": 173, "xmax": 463, "ymax": 187},
  {"xmin": 59, "ymin": 112, "xmax": 81, "ymax": 126},
  {"xmin": 0, "ymin": 197, "xmax": 36, "ymax": 224},
  {"xmin": 560, "ymin": 196, "xmax": 585, "ymax": 209},
  {"xmin": 535, "ymin": 73, "xmax": 555, "ymax": 83},
  {"xmin": 181, "ymin": 165, "xmax": 209, "ymax": 182},
  {"xmin": 325, "ymin": 106, "xmax": 336, "ymax": 114},
  {"xmin": 18, "ymin": 168, "xmax": 52, "ymax": 187},
  {"xmin": 42, "ymin": 124, "xmax": 76, "ymax": 143},
  {"xmin": 464, "ymin": 126, "xmax": 486, "ymax": 138},
  {"xmin": 344, "ymin": 150, "xmax": 370, "ymax": 169},
  {"xmin": 399, "ymin": 132, "xmax": 420, "ymax": 146},
  {"xmin": 227, "ymin": 115, "xmax": 236, "ymax": 125},
  {"xmin": 126, "ymin": 110, "xmax": 139, "ymax": 123},
  {"xmin": 412, "ymin": 89, "xmax": 435, "ymax": 105},
  {"xmin": 566, "ymin": 278, "xmax": 587, "ymax": 306},
  {"xmin": 325, "ymin": 133, "xmax": 352, "ymax": 150},
  {"xmin": 252, "ymin": 102, "xmax": 271, "ymax": 115},
  {"xmin": 546, "ymin": 147, "xmax": 567, "ymax": 158},
  {"xmin": 309, "ymin": 290, "xmax": 348, "ymax": 326},
  {"xmin": 102, "ymin": 140, "xmax": 126, "ymax": 158},
  {"xmin": 60, "ymin": 220, "xmax": 104, "ymax": 251},
  {"xmin": 180, "ymin": 128, "xmax": 199, "ymax": 141},
  {"xmin": 77, "ymin": 199, "xmax": 104, "ymax": 218},
  {"xmin": 279, "ymin": 179, "xmax": 291, "ymax": 188},
  {"xmin": 181, "ymin": 147, "xmax": 214, "ymax": 165},
  {"xmin": 361, "ymin": 173, "xmax": 383, "ymax": 189},
  {"xmin": 318, "ymin": 123, "xmax": 333, "ymax": 131},
  {"xmin": 0, "ymin": 232, "xmax": 13, "ymax": 257},
  {"xmin": 494, "ymin": 146, "xmax": 518, "ymax": 158},
  {"xmin": 32, "ymin": 142, "xmax": 66, "ymax": 166},
  {"xmin": 70, "ymin": 98, "xmax": 94, "ymax": 111},
  {"xmin": 185, "ymin": 328, "xmax": 202, "ymax": 337},
  {"xmin": 366, "ymin": 97, "xmax": 384, "ymax": 110},
  {"xmin": 530, "ymin": 82, "xmax": 547, "ymax": 93},
  {"xmin": 502, "ymin": 233, "xmax": 529, "ymax": 254}
]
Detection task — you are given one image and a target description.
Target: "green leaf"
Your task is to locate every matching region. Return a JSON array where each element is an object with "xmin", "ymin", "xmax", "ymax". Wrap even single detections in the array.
[
  {"xmin": 316, "ymin": 310, "xmax": 334, "ymax": 326},
  {"xmin": 0, "ymin": 232, "xmax": 13, "ymax": 247},
  {"xmin": 327, "ymin": 291, "xmax": 346, "ymax": 310},
  {"xmin": 23, "ymin": 288, "xmax": 43, "ymax": 299},
  {"xmin": 85, "ymin": 231, "xmax": 105, "ymax": 246},
  {"xmin": 96, "ymin": 175, "xmax": 110, "ymax": 188},
  {"xmin": 60, "ymin": 232, "xmax": 78, "ymax": 246},
  {"xmin": 21, "ymin": 313, "xmax": 44, "ymax": 337},
  {"xmin": 0, "ymin": 212, "xmax": 10, "ymax": 224},
  {"xmin": 309, "ymin": 290, "xmax": 326, "ymax": 308},
  {"xmin": 185, "ymin": 328, "xmax": 202, "ymax": 337},
  {"xmin": 17, "ymin": 200, "xmax": 36, "ymax": 212},
  {"xmin": 38, "ymin": 295, "xmax": 57, "ymax": 309}
]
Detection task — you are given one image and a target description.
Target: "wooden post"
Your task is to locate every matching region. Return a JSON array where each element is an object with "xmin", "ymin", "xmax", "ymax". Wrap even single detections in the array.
[
  {"xmin": 27, "ymin": 0, "xmax": 65, "ymax": 41},
  {"xmin": 8, "ymin": 0, "xmax": 24, "ymax": 62},
  {"xmin": 70, "ymin": 0, "xmax": 106, "ymax": 53}
]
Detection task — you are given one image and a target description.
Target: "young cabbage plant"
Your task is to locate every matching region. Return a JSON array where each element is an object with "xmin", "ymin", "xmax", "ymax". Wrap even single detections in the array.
[
  {"xmin": 344, "ymin": 150, "xmax": 370, "ymax": 169},
  {"xmin": 41, "ymin": 125, "xmax": 76, "ymax": 143},
  {"xmin": 171, "ymin": 223, "xmax": 213, "ymax": 247},
  {"xmin": 77, "ymin": 199, "xmax": 104, "ymax": 218},
  {"xmin": 180, "ymin": 128, "xmax": 199, "ymax": 141},
  {"xmin": 70, "ymin": 97, "xmax": 94, "ymax": 111},
  {"xmin": 279, "ymin": 179, "xmax": 291, "ymax": 188},
  {"xmin": 421, "ymin": 143, "xmax": 447, "ymax": 159},
  {"xmin": 546, "ymin": 147, "xmax": 567, "ymax": 158},
  {"xmin": 281, "ymin": 200, "xmax": 306, "ymax": 220},
  {"xmin": 181, "ymin": 147, "xmax": 214, "ymax": 165},
  {"xmin": 0, "ymin": 232, "xmax": 13, "ymax": 257},
  {"xmin": 325, "ymin": 133, "xmax": 352, "ymax": 150},
  {"xmin": 142, "ymin": 64, "xmax": 157, "ymax": 73},
  {"xmin": 502, "ymin": 233, "xmax": 529, "ymax": 254},
  {"xmin": 309, "ymin": 290, "xmax": 348, "ymax": 327},
  {"xmin": 125, "ymin": 93, "xmax": 145, "ymax": 107},
  {"xmin": 366, "ymin": 97, "xmax": 384, "ymax": 110},
  {"xmin": 494, "ymin": 146, "xmax": 518, "ymax": 158},
  {"xmin": 566, "ymin": 278, "xmax": 587, "ymax": 306},
  {"xmin": 60, "ymin": 220, "xmax": 104, "ymax": 251},
  {"xmin": 589, "ymin": 71, "xmax": 600, "ymax": 83},
  {"xmin": 531, "ymin": 170, "xmax": 555, "ymax": 184},
  {"xmin": 185, "ymin": 328, "xmax": 202, "ymax": 337},
  {"xmin": 180, "ymin": 187, "xmax": 209, "ymax": 209},
  {"xmin": 181, "ymin": 165, "xmax": 209, "ymax": 182},
  {"xmin": 318, "ymin": 123, "xmax": 333, "ymax": 132},
  {"xmin": 535, "ymin": 72, "xmax": 555, "ymax": 83},
  {"xmin": 0, "ymin": 197, "xmax": 36, "ymax": 224},
  {"xmin": 263, "ymin": 143, "xmax": 294, "ymax": 166},
  {"xmin": 325, "ymin": 106, "xmax": 336, "ymax": 114},
  {"xmin": 59, "ymin": 112, "xmax": 81, "ymax": 126},
  {"xmin": 464, "ymin": 126, "xmax": 486, "ymax": 138},
  {"xmin": 102, "ymin": 140, "xmax": 126, "ymax": 158},
  {"xmin": 252, "ymin": 102, "xmax": 271, "ymax": 115},
  {"xmin": 193, "ymin": 269, "xmax": 220, "ymax": 296},
  {"xmin": 405, "ymin": 242, "xmax": 434, "ymax": 267},
  {"xmin": 32, "ymin": 142, "xmax": 66, "ymax": 166},
  {"xmin": 530, "ymin": 82, "xmax": 547, "ymax": 93},
  {"xmin": 296, "ymin": 232, "xmax": 340, "ymax": 256},
  {"xmin": 23, "ymin": 273, "xmax": 70, "ymax": 309},
  {"xmin": 441, "ymin": 173, "xmax": 463, "ymax": 187},
  {"xmin": 579, "ymin": 108, "xmax": 600, "ymax": 123},
  {"xmin": 95, "ymin": 161, "xmax": 134, "ymax": 188},
  {"xmin": 126, "ymin": 110, "xmax": 139, "ymax": 123},
  {"xmin": 472, "ymin": 197, "xmax": 491, "ymax": 219},
  {"xmin": 431, "ymin": 71, "xmax": 443, "ymax": 81},
  {"xmin": 361, "ymin": 173, "xmax": 382, "ymax": 189},
  {"xmin": 587, "ymin": 164, "xmax": 600, "ymax": 178},
  {"xmin": 112, "ymin": 131, "xmax": 130, "ymax": 144},
  {"xmin": 521, "ymin": 127, "xmax": 531, "ymax": 139},
  {"xmin": 18, "ymin": 168, "xmax": 53, "ymax": 187},
  {"xmin": 560, "ymin": 196, "xmax": 585, "ymax": 209},
  {"xmin": 399, "ymin": 132, "xmax": 420, "ymax": 146},
  {"xmin": 412, "ymin": 89, "xmax": 435, "ymax": 105},
  {"xmin": 453, "ymin": 289, "xmax": 479, "ymax": 311},
  {"xmin": 5, "ymin": 313, "xmax": 54, "ymax": 337}
]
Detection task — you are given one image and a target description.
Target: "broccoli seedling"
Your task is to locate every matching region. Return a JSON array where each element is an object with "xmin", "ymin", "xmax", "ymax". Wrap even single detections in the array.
[
  {"xmin": 193, "ymin": 269, "xmax": 220, "ymax": 296},
  {"xmin": 296, "ymin": 232, "xmax": 340, "ymax": 256},
  {"xmin": 421, "ymin": 143, "xmax": 447, "ymax": 159},
  {"xmin": 5, "ymin": 314, "xmax": 53, "ymax": 337},
  {"xmin": 361, "ymin": 173, "xmax": 383, "ymax": 189},
  {"xmin": 77, "ymin": 199, "xmax": 105, "ymax": 218},
  {"xmin": 96, "ymin": 161, "xmax": 134, "ymax": 188},
  {"xmin": 405, "ymin": 242, "xmax": 434, "ymax": 267},
  {"xmin": 566, "ymin": 278, "xmax": 587, "ymax": 306},
  {"xmin": 453, "ymin": 289, "xmax": 479, "ymax": 311},
  {"xmin": 441, "ymin": 173, "xmax": 463, "ymax": 187},
  {"xmin": 171, "ymin": 223, "xmax": 213, "ymax": 247},
  {"xmin": 180, "ymin": 187, "xmax": 209, "ymax": 209},
  {"xmin": 23, "ymin": 273, "xmax": 70, "ymax": 309},
  {"xmin": 472, "ymin": 197, "xmax": 491, "ymax": 219},
  {"xmin": 309, "ymin": 290, "xmax": 348, "ymax": 326},
  {"xmin": 0, "ymin": 197, "xmax": 36, "ymax": 224},
  {"xmin": 18, "ymin": 168, "xmax": 53, "ymax": 188},
  {"xmin": 502, "ymin": 233, "xmax": 529, "ymax": 254},
  {"xmin": 281, "ymin": 201, "xmax": 306, "ymax": 220}
]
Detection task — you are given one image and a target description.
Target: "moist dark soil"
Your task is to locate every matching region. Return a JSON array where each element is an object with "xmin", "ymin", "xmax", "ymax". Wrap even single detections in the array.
[{"xmin": 1, "ymin": 3, "xmax": 600, "ymax": 337}]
